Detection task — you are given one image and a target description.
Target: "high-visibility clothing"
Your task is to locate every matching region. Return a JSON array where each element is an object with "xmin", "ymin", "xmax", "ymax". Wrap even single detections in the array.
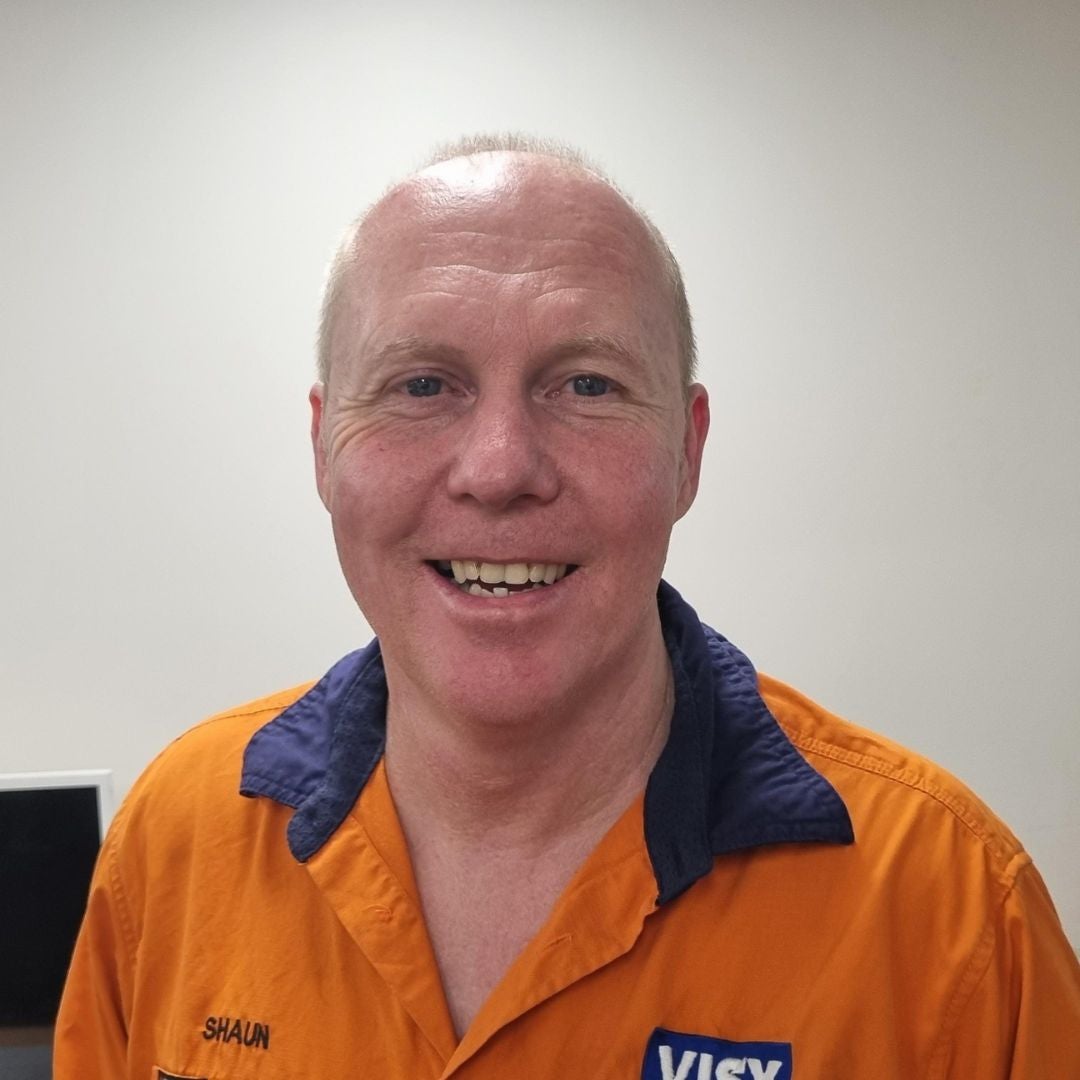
[{"xmin": 55, "ymin": 582, "xmax": 1080, "ymax": 1078}]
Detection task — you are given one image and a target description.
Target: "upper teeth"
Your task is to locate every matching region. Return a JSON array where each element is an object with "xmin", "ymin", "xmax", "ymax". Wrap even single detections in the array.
[{"xmin": 450, "ymin": 560, "xmax": 567, "ymax": 586}]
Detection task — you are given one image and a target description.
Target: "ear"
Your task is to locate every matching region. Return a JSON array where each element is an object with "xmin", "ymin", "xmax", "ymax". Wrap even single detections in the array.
[
  {"xmin": 675, "ymin": 383, "xmax": 710, "ymax": 520},
  {"xmin": 309, "ymin": 382, "xmax": 331, "ymax": 510}
]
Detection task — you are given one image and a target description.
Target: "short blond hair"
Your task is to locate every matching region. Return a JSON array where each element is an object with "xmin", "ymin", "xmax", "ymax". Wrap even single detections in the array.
[{"xmin": 316, "ymin": 134, "xmax": 697, "ymax": 390}]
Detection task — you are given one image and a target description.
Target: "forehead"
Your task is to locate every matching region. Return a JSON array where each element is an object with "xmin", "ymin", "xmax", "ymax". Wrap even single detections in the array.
[
  {"xmin": 336, "ymin": 155, "xmax": 676, "ymax": 363},
  {"xmin": 367, "ymin": 155, "xmax": 660, "ymax": 273}
]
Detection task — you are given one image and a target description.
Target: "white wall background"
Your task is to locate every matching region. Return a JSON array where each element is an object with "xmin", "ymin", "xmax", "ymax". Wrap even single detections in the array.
[{"xmin": 2, "ymin": 0, "xmax": 1077, "ymax": 944}]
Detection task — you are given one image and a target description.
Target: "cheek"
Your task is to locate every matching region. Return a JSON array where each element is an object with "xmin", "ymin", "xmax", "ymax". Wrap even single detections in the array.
[
  {"xmin": 326, "ymin": 441, "xmax": 435, "ymax": 562},
  {"xmin": 580, "ymin": 431, "xmax": 683, "ymax": 547},
  {"xmin": 326, "ymin": 449, "xmax": 436, "ymax": 634}
]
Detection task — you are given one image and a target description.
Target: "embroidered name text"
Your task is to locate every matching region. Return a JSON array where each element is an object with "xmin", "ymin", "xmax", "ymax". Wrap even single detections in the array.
[{"xmin": 202, "ymin": 1015, "xmax": 271, "ymax": 1050}]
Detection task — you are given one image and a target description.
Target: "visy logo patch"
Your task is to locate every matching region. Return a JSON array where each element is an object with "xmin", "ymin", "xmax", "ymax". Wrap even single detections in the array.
[{"xmin": 642, "ymin": 1027, "xmax": 793, "ymax": 1080}]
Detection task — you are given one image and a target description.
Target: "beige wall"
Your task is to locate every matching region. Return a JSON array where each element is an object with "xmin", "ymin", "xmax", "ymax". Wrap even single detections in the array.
[{"xmin": 2, "ymin": 0, "xmax": 1077, "ymax": 942}]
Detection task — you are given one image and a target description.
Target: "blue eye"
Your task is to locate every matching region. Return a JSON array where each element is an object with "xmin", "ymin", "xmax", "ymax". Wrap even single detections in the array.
[
  {"xmin": 571, "ymin": 374, "xmax": 610, "ymax": 397},
  {"xmin": 405, "ymin": 376, "xmax": 443, "ymax": 397}
]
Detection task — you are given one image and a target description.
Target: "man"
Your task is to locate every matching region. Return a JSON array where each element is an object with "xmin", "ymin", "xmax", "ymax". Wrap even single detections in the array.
[{"xmin": 56, "ymin": 136, "xmax": 1080, "ymax": 1078}]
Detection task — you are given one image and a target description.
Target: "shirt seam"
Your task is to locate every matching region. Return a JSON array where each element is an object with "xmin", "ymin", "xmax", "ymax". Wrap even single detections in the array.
[
  {"xmin": 345, "ymin": 803, "xmax": 416, "ymax": 901},
  {"xmin": 158, "ymin": 702, "xmax": 304, "ymax": 766},
  {"xmin": 190, "ymin": 697, "xmax": 305, "ymax": 728},
  {"xmin": 786, "ymin": 729, "xmax": 1018, "ymax": 867},
  {"xmin": 103, "ymin": 818, "xmax": 139, "ymax": 967},
  {"xmin": 925, "ymin": 852, "xmax": 1033, "ymax": 1079}
]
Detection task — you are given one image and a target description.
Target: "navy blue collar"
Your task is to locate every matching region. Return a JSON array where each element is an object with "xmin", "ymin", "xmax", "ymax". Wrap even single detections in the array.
[{"xmin": 241, "ymin": 581, "xmax": 853, "ymax": 903}]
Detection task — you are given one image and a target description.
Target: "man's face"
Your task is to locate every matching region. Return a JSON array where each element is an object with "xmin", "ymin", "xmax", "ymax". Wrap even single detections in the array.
[{"xmin": 311, "ymin": 154, "xmax": 709, "ymax": 723}]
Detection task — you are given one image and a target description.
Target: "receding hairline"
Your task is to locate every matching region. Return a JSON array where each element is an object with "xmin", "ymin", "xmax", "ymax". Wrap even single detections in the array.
[{"xmin": 316, "ymin": 134, "xmax": 697, "ymax": 391}]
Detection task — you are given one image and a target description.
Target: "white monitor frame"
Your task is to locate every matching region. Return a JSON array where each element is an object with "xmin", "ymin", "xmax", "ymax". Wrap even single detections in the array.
[{"xmin": 0, "ymin": 769, "xmax": 114, "ymax": 840}]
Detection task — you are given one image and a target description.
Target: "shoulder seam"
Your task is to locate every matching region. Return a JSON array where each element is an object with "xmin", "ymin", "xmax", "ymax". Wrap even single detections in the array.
[
  {"xmin": 786, "ymin": 729, "xmax": 1020, "ymax": 873},
  {"xmin": 157, "ymin": 688, "xmax": 314, "ymax": 750},
  {"xmin": 190, "ymin": 688, "xmax": 314, "ymax": 727}
]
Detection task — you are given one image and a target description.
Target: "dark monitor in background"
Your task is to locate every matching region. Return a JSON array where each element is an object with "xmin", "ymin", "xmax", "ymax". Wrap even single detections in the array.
[{"xmin": 0, "ymin": 770, "xmax": 112, "ymax": 1077}]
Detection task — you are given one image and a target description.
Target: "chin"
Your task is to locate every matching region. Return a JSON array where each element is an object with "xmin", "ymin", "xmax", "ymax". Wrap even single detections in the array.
[{"xmin": 413, "ymin": 645, "xmax": 583, "ymax": 723}]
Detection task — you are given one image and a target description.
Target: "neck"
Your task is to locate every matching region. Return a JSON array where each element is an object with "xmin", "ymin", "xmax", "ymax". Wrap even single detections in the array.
[{"xmin": 384, "ymin": 618, "xmax": 673, "ymax": 857}]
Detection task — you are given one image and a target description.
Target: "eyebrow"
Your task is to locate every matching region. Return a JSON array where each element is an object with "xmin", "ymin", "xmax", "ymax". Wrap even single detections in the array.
[
  {"xmin": 363, "ymin": 332, "xmax": 647, "ymax": 374},
  {"xmin": 538, "ymin": 333, "xmax": 647, "ymax": 372},
  {"xmin": 365, "ymin": 337, "xmax": 467, "ymax": 368}
]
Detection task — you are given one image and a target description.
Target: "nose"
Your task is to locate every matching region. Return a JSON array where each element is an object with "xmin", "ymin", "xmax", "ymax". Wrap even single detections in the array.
[{"xmin": 446, "ymin": 392, "xmax": 559, "ymax": 510}]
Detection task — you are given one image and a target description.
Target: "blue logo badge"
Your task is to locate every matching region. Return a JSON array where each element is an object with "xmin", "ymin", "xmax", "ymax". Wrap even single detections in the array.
[{"xmin": 642, "ymin": 1028, "xmax": 793, "ymax": 1079}]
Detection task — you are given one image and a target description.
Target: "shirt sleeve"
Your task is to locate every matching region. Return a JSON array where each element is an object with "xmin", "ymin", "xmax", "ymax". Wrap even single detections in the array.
[
  {"xmin": 53, "ymin": 830, "xmax": 134, "ymax": 1078},
  {"xmin": 935, "ymin": 855, "xmax": 1080, "ymax": 1078}
]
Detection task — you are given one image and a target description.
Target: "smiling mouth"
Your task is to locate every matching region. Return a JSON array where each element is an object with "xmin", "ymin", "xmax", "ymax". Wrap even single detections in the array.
[{"xmin": 430, "ymin": 559, "xmax": 577, "ymax": 597}]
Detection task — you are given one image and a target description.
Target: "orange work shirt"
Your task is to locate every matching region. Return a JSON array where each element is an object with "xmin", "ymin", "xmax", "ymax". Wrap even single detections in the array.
[{"xmin": 55, "ymin": 583, "xmax": 1080, "ymax": 1078}]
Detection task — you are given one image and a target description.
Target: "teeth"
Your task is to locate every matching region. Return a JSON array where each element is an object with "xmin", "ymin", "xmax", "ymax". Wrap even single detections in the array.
[
  {"xmin": 443, "ymin": 560, "xmax": 571, "ymax": 596},
  {"xmin": 450, "ymin": 561, "xmax": 568, "ymax": 582}
]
